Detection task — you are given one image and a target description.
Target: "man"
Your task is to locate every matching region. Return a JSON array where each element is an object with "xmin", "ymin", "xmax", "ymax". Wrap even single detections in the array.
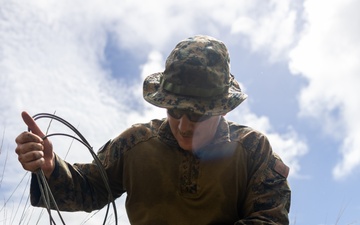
[{"xmin": 15, "ymin": 35, "xmax": 291, "ymax": 224}]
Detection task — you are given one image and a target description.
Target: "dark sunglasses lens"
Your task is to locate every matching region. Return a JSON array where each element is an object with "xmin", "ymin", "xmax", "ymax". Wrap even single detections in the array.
[
  {"xmin": 189, "ymin": 114, "xmax": 212, "ymax": 122},
  {"xmin": 167, "ymin": 109, "xmax": 182, "ymax": 119},
  {"xmin": 188, "ymin": 114, "xmax": 202, "ymax": 122},
  {"xmin": 168, "ymin": 109, "xmax": 211, "ymax": 122}
]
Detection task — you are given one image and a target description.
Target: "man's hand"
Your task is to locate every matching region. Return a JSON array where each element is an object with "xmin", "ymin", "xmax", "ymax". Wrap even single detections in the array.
[{"xmin": 15, "ymin": 111, "xmax": 55, "ymax": 178}]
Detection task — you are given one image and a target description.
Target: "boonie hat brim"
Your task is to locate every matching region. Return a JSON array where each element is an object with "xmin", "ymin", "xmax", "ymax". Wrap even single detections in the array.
[{"xmin": 143, "ymin": 72, "xmax": 247, "ymax": 116}]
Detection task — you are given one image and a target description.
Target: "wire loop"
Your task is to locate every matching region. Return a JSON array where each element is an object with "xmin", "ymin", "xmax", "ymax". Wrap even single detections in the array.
[{"xmin": 31, "ymin": 113, "xmax": 118, "ymax": 225}]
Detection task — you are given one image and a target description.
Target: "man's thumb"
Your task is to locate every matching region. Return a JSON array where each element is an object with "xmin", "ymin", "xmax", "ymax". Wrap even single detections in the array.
[{"xmin": 21, "ymin": 111, "xmax": 45, "ymax": 138}]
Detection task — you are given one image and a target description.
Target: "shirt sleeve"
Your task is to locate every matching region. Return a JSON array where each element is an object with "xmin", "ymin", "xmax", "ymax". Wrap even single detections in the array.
[
  {"xmin": 235, "ymin": 134, "xmax": 291, "ymax": 224},
  {"xmin": 30, "ymin": 139, "xmax": 125, "ymax": 212}
]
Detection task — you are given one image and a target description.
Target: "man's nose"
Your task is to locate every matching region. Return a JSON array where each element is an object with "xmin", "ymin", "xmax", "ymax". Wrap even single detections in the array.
[{"xmin": 178, "ymin": 115, "xmax": 194, "ymax": 131}]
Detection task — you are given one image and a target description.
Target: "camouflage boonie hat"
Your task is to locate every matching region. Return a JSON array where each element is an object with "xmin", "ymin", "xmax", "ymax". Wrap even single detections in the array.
[{"xmin": 143, "ymin": 35, "xmax": 247, "ymax": 115}]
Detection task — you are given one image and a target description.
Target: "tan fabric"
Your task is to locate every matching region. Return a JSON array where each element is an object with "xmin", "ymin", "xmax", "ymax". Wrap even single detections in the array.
[{"xmin": 30, "ymin": 117, "xmax": 290, "ymax": 224}]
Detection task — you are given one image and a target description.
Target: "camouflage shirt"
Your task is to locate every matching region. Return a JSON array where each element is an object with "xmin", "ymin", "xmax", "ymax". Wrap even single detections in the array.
[{"xmin": 30, "ymin": 117, "xmax": 291, "ymax": 225}]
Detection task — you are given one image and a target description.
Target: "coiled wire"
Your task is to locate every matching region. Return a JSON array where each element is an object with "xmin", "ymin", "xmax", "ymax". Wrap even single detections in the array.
[{"xmin": 30, "ymin": 113, "xmax": 118, "ymax": 225}]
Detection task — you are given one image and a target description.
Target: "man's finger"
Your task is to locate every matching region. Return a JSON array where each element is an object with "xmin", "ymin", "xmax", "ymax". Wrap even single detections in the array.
[{"xmin": 21, "ymin": 111, "xmax": 45, "ymax": 137}]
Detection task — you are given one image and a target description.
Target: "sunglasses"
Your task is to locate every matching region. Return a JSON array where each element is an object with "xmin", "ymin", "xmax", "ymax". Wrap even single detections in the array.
[{"xmin": 167, "ymin": 109, "xmax": 212, "ymax": 122}]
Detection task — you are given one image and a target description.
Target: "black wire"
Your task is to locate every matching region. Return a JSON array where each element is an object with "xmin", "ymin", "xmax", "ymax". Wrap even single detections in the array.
[
  {"xmin": 35, "ymin": 170, "xmax": 60, "ymax": 225},
  {"xmin": 42, "ymin": 133, "xmax": 114, "ymax": 225},
  {"xmin": 30, "ymin": 113, "xmax": 118, "ymax": 225}
]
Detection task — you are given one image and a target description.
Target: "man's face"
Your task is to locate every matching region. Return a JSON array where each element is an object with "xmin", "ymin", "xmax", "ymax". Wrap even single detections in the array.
[{"xmin": 167, "ymin": 109, "xmax": 222, "ymax": 151}]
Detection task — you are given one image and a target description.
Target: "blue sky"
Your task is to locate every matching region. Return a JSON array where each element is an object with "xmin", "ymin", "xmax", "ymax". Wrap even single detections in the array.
[{"xmin": 1, "ymin": 0, "xmax": 360, "ymax": 224}]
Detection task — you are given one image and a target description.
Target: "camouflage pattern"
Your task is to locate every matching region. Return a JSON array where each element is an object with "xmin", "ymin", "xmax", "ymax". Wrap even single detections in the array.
[
  {"xmin": 30, "ymin": 118, "xmax": 290, "ymax": 224},
  {"xmin": 143, "ymin": 35, "xmax": 247, "ymax": 116}
]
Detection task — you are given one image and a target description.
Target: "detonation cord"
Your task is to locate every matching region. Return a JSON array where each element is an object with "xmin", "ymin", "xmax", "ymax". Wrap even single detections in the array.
[{"xmin": 30, "ymin": 113, "xmax": 118, "ymax": 225}]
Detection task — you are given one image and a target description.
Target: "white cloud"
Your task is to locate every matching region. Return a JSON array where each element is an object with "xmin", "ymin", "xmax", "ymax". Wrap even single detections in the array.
[
  {"xmin": 289, "ymin": 0, "xmax": 360, "ymax": 179},
  {"xmin": 231, "ymin": 0, "xmax": 300, "ymax": 61}
]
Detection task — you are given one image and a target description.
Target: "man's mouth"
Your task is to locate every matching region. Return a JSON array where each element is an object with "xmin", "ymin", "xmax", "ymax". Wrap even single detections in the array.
[{"xmin": 179, "ymin": 131, "xmax": 193, "ymax": 138}]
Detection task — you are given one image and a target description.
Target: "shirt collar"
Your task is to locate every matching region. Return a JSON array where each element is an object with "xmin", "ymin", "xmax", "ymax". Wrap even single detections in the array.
[{"xmin": 157, "ymin": 116, "xmax": 231, "ymax": 148}]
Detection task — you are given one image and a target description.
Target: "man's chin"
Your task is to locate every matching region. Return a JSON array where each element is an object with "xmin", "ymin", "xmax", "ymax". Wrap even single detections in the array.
[
  {"xmin": 179, "ymin": 144, "xmax": 193, "ymax": 151},
  {"xmin": 178, "ymin": 141, "xmax": 194, "ymax": 151}
]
